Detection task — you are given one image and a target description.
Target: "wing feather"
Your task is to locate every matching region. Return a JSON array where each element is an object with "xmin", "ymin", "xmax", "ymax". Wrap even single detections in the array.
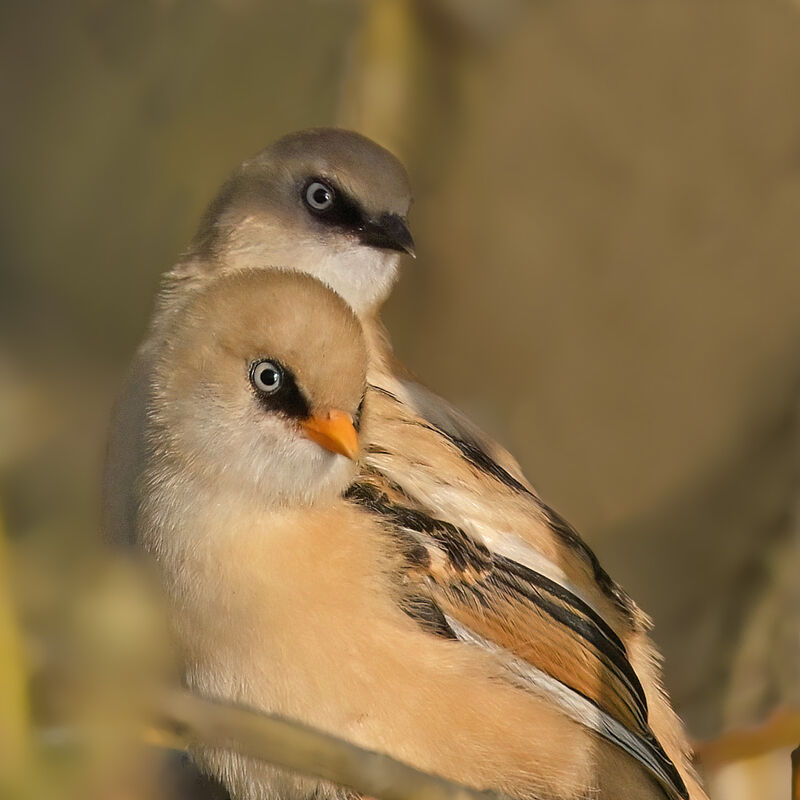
[{"xmin": 346, "ymin": 479, "xmax": 688, "ymax": 800}]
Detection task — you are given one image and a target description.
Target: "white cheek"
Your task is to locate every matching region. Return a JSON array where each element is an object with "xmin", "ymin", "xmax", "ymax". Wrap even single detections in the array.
[
  {"xmin": 221, "ymin": 220, "xmax": 402, "ymax": 315},
  {"xmin": 225, "ymin": 418, "xmax": 356, "ymax": 507},
  {"xmin": 253, "ymin": 438, "xmax": 355, "ymax": 506}
]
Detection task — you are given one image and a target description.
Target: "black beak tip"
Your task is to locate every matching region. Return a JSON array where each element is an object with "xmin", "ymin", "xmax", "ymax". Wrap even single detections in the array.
[{"xmin": 359, "ymin": 214, "xmax": 415, "ymax": 258}]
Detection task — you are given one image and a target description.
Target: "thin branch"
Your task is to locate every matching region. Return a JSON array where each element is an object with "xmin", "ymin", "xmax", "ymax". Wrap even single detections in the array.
[{"xmin": 154, "ymin": 688, "xmax": 505, "ymax": 800}]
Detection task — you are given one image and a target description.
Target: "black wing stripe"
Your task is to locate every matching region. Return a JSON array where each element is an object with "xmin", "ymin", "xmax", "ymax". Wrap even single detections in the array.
[
  {"xmin": 366, "ymin": 382, "xmax": 634, "ymax": 619},
  {"xmin": 494, "ymin": 553, "xmax": 627, "ymax": 654},
  {"xmin": 492, "ymin": 555, "xmax": 649, "ymax": 723},
  {"xmin": 399, "ymin": 594, "xmax": 459, "ymax": 639},
  {"xmin": 346, "ymin": 482, "xmax": 491, "ymax": 573},
  {"xmin": 444, "ymin": 616, "xmax": 688, "ymax": 800},
  {"xmin": 489, "ymin": 567, "xmax": 649, "ymax": 732},
  {"xmin": 348, "ymin": 482, "xmax": 648, "ymax": 727},
  {"xmin": 540, "ymin": 502, "xmax": 637, "ymax": 619}
]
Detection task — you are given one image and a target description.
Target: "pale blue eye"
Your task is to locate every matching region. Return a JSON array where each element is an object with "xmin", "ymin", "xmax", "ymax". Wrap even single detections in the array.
[
  {"xmin": 305, "ymin": 180, "xmax": 334, "ymax": 212},
  {"xmin": 250, "ymin": 360, "xmax": 282, "ymax": 394}
]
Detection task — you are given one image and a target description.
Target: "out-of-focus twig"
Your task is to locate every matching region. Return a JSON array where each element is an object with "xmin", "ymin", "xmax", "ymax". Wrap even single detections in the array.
[
  {"xmin": 694, "ymin": 707, "xmax": 800, "ymax": 769},
  {"xmin": 154, "ymin": 688, "xmax": 504, "ymax": 800},
  {"xmin": 338, "ymin": 0, "xmax": 417, "ymax": 157},
  {"xmin": 0, "ymin": 506, "xmax": 32, "ymax": 787}
]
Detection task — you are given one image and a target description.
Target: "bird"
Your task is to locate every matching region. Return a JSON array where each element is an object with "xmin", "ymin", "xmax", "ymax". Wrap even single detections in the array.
[
  {"xmin": 106, "ymin": 128, "xmax": 706, "ymax": 799},
  {"xmin": 139, "ymin": 267, "xmax": 683, "ymax": 800}
]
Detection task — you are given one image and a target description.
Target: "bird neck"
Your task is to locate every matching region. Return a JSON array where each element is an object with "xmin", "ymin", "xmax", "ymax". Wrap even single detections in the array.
[{"xmin": 361, "ymin": 314, "xmax": 413, "ymax": 390}]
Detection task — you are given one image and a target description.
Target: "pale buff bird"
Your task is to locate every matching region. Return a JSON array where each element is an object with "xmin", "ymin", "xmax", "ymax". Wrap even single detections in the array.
[
  {"xmin": 108, "ymin": 128, "xmax": 705, "ymax": 799},
  {"xmin": 140, "ymin": 268, "xmax": 680, "ymax": 800}
]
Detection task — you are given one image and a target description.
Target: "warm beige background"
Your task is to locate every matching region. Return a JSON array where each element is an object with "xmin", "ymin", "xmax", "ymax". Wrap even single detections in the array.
[{"xmin": 1, "ymin": 0, "xmax": 798, "ymax": 795}]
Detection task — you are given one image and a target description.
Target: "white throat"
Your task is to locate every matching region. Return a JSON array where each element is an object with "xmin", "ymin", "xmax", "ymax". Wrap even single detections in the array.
[
  {"xmin": 214, "ymin": 226, "xmax": 401, "ymax": 316},
  {"xmin": 308, "ymin": 244, "xmax": 400, "ymax": 315}
]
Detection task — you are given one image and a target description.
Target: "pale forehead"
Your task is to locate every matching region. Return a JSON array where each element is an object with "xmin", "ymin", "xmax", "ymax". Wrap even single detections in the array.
[{"xmin": 253, "ymin": 128, "xmax": 411, "ymax": 216}]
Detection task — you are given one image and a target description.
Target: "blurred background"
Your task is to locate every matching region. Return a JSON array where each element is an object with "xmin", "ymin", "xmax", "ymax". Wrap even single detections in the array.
[{"xmin": 1, "ymin": 1, "xmax": 798, "ymax": 798}]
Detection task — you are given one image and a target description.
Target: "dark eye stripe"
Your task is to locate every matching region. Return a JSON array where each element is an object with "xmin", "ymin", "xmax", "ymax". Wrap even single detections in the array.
[
  {"xmin": 302, "ymin": 176, "xmax": 364, "ymax": 230},
  {"xmin": 249, "ymin": 359, "xmax": 311, "ymax": 420}
]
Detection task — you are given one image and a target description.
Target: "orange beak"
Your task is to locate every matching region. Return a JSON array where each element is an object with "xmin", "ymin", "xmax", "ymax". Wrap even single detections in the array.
[{"xmin": 300, "ymin": 409, "xmax": 359, "ymax": 460}]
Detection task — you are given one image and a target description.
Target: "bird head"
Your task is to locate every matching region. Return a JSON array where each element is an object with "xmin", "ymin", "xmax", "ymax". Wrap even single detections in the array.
[
  {"xmin": 149, "ymin": 269, "xmax": 367, "ymax": 507},
  {"xmin": 186, "ymin": 128, "xmax": 414, "ymax": 316}
]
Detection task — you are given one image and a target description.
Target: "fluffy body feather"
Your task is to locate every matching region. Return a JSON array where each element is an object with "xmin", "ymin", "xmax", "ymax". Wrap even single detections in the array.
[{"xmin": 144, "ymin": 502, "xmax": 666, "ymax": 800}]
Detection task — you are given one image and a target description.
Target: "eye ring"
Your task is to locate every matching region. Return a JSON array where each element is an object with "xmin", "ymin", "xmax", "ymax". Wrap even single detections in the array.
[
  {"xmin": 249, "ymin": 359, "xmax": 283, "ymax": 395},
  {"xmin": 304, "ymin": 180, "xmax": 335, "ymax": 213}
]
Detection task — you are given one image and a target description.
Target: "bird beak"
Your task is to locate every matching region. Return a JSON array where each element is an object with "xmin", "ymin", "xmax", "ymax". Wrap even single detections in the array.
[
  {"xmin": 358, "ymin": 213, "xmax": 416, "ymax": 258},
  {"xmin": 300, "ymin": 409, "xmax": 359, "ymax": 460}
]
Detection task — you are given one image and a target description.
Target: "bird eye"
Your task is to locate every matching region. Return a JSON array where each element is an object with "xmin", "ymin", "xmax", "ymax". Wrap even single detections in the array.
[
  {"xmin": 304, "ymin": 180, "xmax": 335, "ymax": 213},
  {"xmin": 250, "ymin": 359, "xmax": 283, "ymax": 395}
]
